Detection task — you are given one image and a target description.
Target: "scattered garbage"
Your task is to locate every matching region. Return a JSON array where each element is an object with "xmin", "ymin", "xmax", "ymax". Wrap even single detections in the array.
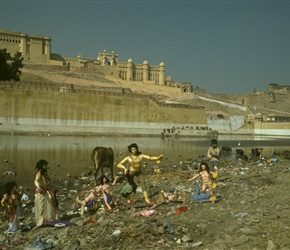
[
  {"xmin": 3, "ymin": 171, "xmax": 17, "ymax": 176},
  {"xmin": 110, "ymin": 229, "xmax": 121, "ymax": 238},
  {"xmin": 154, "ymin": 167, "xmax": 161, "ymax": 174},
  {"xmin": 271, "ymin": 158, "xmax": 278, "ymax": 163},
  {"xmin": 21, "ymin": 225, "xmax": 31, "ymax": 232},
  {"xmin": 176, "ymin": 206, "xmax": 188, "ymax": 214},
  {"xmin": 131, "ymin": 210, "xmax": 157, "ymax": 217},
  {"xmin": 21, "ymin": 193, "xmax": 29, "ymax": 202},
  {"xmin": 33, "ymin": 235, "xmax": 53, "ymax": 249},
  {"xmin": 136, "ymin": 186, "xmax": 143, "ymax": 193},
  {"xmin": 231, "ymin": 212, "xmax": 249, "ymax": 218},
  {"xmin": 83, "ymin": 218, "xmax": 97, "ymax": 225},
  {"xmin": 163, "ymin": 221, "xmax": 174, "ymax": 234}
]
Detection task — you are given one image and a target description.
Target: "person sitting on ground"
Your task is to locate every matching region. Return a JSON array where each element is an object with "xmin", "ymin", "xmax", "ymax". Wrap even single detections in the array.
[
  {"xmin": 96, "ymin": 175, "xmax": 119, "ymax": 211},
  {"xmin": 188, "ymin": 162, "xmax": 218, "ymax": 197},
  {"xmin": 76, "ymin": 186, "xmax": 100, "ymax": 215},
  {"xmin": 160, "ymin": 189, "xmax": 183, "ymax": 202},
  {"xmin": 193, "ymin": 180, "xmax": 212, "ymax": 202},
  {"xmin": 1, "ymin": 181, "xmax": 23, "ymax": 234}
]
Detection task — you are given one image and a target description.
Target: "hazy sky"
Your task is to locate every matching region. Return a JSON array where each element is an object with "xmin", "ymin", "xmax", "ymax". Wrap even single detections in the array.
[{"xmin": 1, "ymin": 0, "xmax": 290, "ymax": 94}]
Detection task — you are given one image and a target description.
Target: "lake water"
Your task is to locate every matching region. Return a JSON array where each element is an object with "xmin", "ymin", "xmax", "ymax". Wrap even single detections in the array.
[{"xmin": 1, "ymin": 134, "xmax": 290, "ymax": 188}]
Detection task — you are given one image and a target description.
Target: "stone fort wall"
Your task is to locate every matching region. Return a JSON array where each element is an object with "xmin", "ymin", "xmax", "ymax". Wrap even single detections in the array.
[{"xmin": 0, "ymin": 81, "xmax": 207, "ymax": 136}]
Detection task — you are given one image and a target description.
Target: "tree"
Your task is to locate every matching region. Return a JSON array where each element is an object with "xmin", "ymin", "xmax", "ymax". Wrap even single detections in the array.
[{"xmin": 0, "ymin": 49, "xmax": 24, "ymax": 81}]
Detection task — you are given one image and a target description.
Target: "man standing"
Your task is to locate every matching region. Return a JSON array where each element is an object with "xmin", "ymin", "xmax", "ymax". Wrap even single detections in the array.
[
  {"xmin": 34, "ymin": 159, "xmax": 57, "ymax": 226},
  {"xmin": 117, "ymin": 143, "xmax": 163, "ymax": 207}
]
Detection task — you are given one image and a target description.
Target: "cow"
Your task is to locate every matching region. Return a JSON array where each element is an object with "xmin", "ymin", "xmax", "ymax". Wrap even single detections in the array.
[
  {"xmin": 90, "ymin": 147, "xmax": 114, "ymax": 183},
  {"xmin": 235, "ymin": 148, "xmax": 248, "ymax": 161},
  {"xmin": 250, "ymin": 148, "xmax": 261, "ymax": 160},
  {"xmin": 220, "ymin": 146, "xmax": 232, "ymax": 157}
]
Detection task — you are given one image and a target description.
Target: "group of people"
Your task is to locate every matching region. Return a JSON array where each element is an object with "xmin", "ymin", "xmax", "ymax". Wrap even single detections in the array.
[
  {"xmin": 77, "ymin": 140, "xmax": 220, "ymax": 212},
  {"xmin": 75, "ymin": 142, "xmax": 164, "ymax": 214},
  {"xmin": 1, "ymin": 139, "xmax": 220, "ymax": 234},
  {"xmin": 0, "ymin": 159, "xmax": 57, "ymax": 234}
]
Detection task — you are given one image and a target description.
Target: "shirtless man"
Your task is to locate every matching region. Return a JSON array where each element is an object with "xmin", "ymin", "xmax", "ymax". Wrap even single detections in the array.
[
  {"xmin": 187, "ymin": 162, "xmax": 218, "ymax": 196},
  {"xmin": 117, "ymin": 143, "xmax": 163, "ymax": 206}
]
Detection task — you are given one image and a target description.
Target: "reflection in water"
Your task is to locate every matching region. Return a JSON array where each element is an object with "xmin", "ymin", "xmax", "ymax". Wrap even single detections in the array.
[{"xmin": 1, "ymin": 134, "xmax": 290, "ymax": 187}]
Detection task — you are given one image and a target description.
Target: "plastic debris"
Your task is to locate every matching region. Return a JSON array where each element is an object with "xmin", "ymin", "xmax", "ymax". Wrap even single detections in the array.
[
  {"xmin": 163, "ymin": 221, "xmax": 174, "ymax": 234},
  {"xmin": 21, "ymin": 194, "xmax": 29, "ymax": 202},
  {"xmin": 131, "ymin": 210, "xmax": 157, "ymax": 217},
  {"xmin": 83, "ymin": 218, "xmax": 97, "ymax": 225},
  {"xmin": 176, "ymin": 206, "xmax": 188, "ymax": 214},
  {"xmin": 232, "ymin": 212, "xmax": 249, "ymax": 218},
  {"xmin": 110, "ymin": 229, "xmax": 121, "ymax": 237},
  {"xmin": 3, "ymin": 171, "xmax": 17, "ymax": 176},
  {"xmin": 33, "ymin": 235, "xmax": 53, "ymax": 249},
  {"xmin": 21, "ymin": 225, "xmax": 31, "ymax": 232}
]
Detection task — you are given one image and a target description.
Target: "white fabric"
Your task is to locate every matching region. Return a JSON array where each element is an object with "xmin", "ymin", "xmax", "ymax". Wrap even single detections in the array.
[{"xmin": 35, "ymin": 192, "xmax": 56, "ymax": 226}]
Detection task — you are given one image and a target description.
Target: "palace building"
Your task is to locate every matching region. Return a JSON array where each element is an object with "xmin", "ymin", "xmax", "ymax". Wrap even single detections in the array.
[
  {"xmin": 0, "ymin": 29, "xmax": 166, "ymax": 85},
  {"xmin": 0, "ymin": 29, "xmax": 51, "ymax": 64},
  {"xmin": 65, "ymin": 50, "xmax": 165, "ymax": 85}
]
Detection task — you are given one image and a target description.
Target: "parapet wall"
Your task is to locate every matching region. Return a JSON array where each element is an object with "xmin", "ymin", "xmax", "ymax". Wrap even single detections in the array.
[
  {"xmin": 23, "ymin": 64, "xmax": 68, "ymax": 72},
  {"xmin": 0, "ymin": 82, "xmax": 207, "ymax": 136}
]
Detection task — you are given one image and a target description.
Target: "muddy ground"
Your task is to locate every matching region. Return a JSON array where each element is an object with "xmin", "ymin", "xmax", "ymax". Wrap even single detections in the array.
[{"xmin": 1, "ymin": 154, "xmax": 290, "ymax": 250}]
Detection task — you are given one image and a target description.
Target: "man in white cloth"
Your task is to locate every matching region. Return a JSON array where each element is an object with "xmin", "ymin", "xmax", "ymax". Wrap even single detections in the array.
[{"xmin": 34, "ymin": 159, "xmax": 57, "ymax": 226}]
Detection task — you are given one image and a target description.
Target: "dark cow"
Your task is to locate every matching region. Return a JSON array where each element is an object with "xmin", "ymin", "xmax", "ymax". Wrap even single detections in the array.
[
  {"xmin": 235, "ymin": 148, "xmax": 248, "ymax": 161},
  {"xmin": 220, "ymin": 146, "xmax": 232, "ymax": 157},
  {"xmin": 283, "ymin": 150, "xmax": 290, "ymax": 159},
  {"xmin": 91, "ymin": 147, "xmax": 114, "ymax": 182},
  {"xmin": 250, "ymin": 148, "xmax": 261, "ymax": 160}
]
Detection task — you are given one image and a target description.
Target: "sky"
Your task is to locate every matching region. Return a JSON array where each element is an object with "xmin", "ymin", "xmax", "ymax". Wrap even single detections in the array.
[{"xmin": 1, "ymin": 0, "xmax": 290, "ymax": 94}]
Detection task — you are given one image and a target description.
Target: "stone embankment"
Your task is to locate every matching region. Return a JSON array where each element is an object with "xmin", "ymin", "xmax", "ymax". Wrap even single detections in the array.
[{"xmin": 3, "ymin": 68, "xmax": 290, "ymax": 136}]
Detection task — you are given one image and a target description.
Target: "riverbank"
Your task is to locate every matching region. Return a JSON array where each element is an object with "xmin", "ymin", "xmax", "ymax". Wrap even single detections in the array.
[{"xmin": 1, "ymin": 153, "xmax": 290, "ymax": 249}]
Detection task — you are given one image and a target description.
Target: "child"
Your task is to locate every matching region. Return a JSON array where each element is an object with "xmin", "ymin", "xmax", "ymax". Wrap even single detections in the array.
[
  {"xmin": 1, "ymin": 181, "xmax": 23, "ymax": 234},
  {"xmin": 188, "ymin": 162, "xmax": 218, "ymax": 197},
  {"xmin": 207, "ymin": 139, "xmax": 220, "ymax": 171}
]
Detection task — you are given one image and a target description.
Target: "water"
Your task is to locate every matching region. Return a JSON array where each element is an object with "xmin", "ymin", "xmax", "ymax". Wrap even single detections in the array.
[{"xmin": 1, "ymin": 134, "xmax": 290, "ymax": 188}]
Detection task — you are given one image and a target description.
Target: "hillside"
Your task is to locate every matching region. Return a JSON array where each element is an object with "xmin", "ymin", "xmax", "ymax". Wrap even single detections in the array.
[
  {"xmin": 20, "ymin": 68, "xmax": 290, "ymax": 119},
  {"xmin": 20, "ymin": 68, "xmax": 182, "ymax": 101}
]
